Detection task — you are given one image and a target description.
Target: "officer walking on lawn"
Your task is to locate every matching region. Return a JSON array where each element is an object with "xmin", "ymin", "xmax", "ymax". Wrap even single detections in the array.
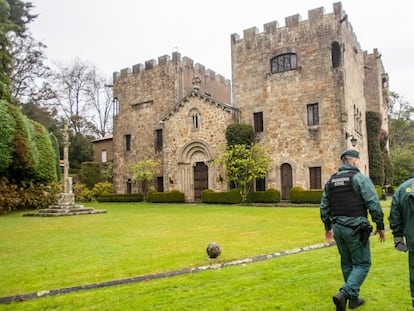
[
  {"xmin": 389, "ymin": 173, "xmax": 414, "ymax": 307},
  {"xmin": 320, "ymin": 149, "xmax": 386, "ymax": 310}
]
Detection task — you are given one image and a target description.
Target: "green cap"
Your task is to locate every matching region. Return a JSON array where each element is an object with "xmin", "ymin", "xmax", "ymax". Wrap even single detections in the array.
[{"xmin": 340, "ymin": 149, "xmax": 360, "ymax": 160}]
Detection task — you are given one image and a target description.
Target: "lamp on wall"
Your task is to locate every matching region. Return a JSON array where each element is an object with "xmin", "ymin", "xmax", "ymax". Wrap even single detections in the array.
[{"xmin": 345, "ymin": 132, "xmax": 358, "ymax": 147}]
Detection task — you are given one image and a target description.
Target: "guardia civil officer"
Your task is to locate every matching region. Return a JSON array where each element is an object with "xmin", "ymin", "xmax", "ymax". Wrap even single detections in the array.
[
  {"xmin": 389, "ymin": 174, "xmax": 414, "ymax": 308},
  {"xmin": 320, "ymin": 149, "xmax": 385, "ymax": 310}
]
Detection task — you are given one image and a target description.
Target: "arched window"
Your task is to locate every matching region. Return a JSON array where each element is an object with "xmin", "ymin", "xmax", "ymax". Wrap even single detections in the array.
[
  {"xmin": 270, "ymin": 53, "xmax": 297, "ymax": 73},
  {"xmin": 189, "ymin": 109, "xmax": 200, "ymax": 130},
  {"xmin": 331, "ymin": 41, "xmax": 341, "ymax": 68}
]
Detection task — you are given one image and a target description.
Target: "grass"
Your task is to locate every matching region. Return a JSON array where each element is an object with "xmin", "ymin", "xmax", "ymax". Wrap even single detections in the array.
[{"xmin": 0, "ymin": 200, "xmax": 411, "ymax": 310}]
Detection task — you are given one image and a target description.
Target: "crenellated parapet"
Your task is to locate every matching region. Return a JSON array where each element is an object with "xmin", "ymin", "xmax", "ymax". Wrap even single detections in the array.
[
  {"xmin": 231, "ymin": 2, "xmax": 348, "ymax": 46},
  {"xmin": 113, "ymin": 51, "xmax": 230, "ymax": 87}
]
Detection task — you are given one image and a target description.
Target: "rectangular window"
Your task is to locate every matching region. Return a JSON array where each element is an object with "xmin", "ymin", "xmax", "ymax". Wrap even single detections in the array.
[
  {"xmin": 156, "ymin": 176, "xmax": 164, "ymax": 192},
  {"xmin": 256, "ymin": 178, "xmax": 266, "ymax": 191},
  {"xmin": 307, "ymin": 103, "xmax": 319, "ymax": 126},
  {"xmin": 126, "ymin": 179, "xmax": 132, "ymax": 194},
  {"xmin": 309, "ymin": 167, "xmax": 321, "ymax": 189},
  {"xmin": 101, "ymin": 149, "xmax": 107, "ymax": 163},
  {"xmin": 253, "ymin": 112, "xmax": 263, "ymax": 133},
  {"xmin": 155, "ymin": 129, "xmax": 163, "ymax": 152},
  {"xmin": 124, "ymin": 134, "xmax": 131, "ymax": 151}
]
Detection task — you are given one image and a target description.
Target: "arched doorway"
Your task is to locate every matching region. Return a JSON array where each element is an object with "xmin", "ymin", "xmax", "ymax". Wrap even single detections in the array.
[
  {"xmin": 280, "ymin": 163, "xmax": 292, "ymax": 200},
  {"xmin": 194, "ymin": 162, "xmax": 208, "ymax": 201}
]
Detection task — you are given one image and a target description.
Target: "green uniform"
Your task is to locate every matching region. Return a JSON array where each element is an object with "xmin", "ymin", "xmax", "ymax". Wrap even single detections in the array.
[
  {"xmin": 320, "ymin": 164, "xmax": 385, "ymax": 300},
  {"xmin": 389, "ymin": 175, "xmax": 414, "ymax": 304}
]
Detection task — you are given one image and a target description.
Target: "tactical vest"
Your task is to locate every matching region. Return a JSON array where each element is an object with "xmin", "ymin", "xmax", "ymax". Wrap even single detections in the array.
[{"xmin": 328, "ymin": 170, "xmax": 366, "ymax": 217}]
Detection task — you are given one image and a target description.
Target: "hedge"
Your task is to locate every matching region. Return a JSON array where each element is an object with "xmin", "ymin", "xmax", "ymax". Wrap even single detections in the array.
[
  {"xmin": 96, "ymin": 193, "xmax": 144, "ymax": 202},
  {"xmin": 289, "ymin": 187, "xmax": 323, "ymax": 204},
  {"xmin": 247, "ymin": 188, "xmax": 280, "ymax": 203},
  {"xmin": 201, "ymin": 189, "xmax": 242, "ymax": 204},
  {"xmin": 147, "ymin": 190, "xmax": 185, "ymax": 203}
]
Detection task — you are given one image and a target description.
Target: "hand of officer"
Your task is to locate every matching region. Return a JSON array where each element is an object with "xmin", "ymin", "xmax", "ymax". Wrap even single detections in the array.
[
  {"xmin": 394, "ymin": 237, "xmax": 408, "ymax": 252},
  {"xmin": 325, "ymin": 230, "xmax": 334, "ymax": 242},
  {"xmin": 374, "ymin": 229, "xmax": 386, "ymax": 242}
]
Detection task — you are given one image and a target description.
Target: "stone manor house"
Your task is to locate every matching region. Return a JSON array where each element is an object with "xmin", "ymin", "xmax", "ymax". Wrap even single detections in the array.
[{"xmin": 110, "ymin": 2, "xmax": 389, "ymax": 201}]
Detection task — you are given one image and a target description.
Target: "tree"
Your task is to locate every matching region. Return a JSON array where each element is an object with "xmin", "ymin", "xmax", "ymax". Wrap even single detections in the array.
[
  {"xmin": 130, "ymin": 159, "xmax": 160, "ymax": 201},
  {"xmin": 0, "ymin": 0, "xmax": 36, "ymax": 102},
  {"xmin": 225, "ymin": 123, "xmax": 254, "ymax": 146},
  {"xmin": 388, "ymin": 92, "xmax": 414, "ymax": 150},
  {"xmin": 10, "ymin": 31, "xmax": 54, "ymax": 104},
  {"xmin": 388, "ymin": 91, "xmax": 414, "ymax": 184},
  {"xmin": 49, "ymin": 59, "xmax": 113, "ymax": 137},
  {"xmin": 214, "ymin": 144, "xmax": 270, "ymax": 202},
  {"xmin": 366, "ymin": 111, "xmax": 385, "ymax": 185}
]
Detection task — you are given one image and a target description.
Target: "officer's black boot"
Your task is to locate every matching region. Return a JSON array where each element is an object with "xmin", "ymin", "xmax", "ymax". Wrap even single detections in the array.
[
  {"xmin": 333, "ymin": 291, "xmax": 348, "ymax": 311},
  {"xmin": 349, "ymin": 297, "xmax": 365, "ymax": 309}
]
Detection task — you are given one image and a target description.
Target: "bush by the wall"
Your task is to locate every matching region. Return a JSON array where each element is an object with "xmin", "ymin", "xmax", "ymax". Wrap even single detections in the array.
[
  {"xmin": 96, "ymin": 193, "xmax": 144, "ymax": 202},
  {"xmin": 147, "ymin": 190, "xmax": 185, "ymax": 203},
  {"xmin": 289, "ymin": 187, "xmax": 323, "ymax": 204},
  {"xmin": 247, "ymin": 188, "xmax": 280, "ymax": 203},
  {"xmin": 201, "ymin": 189, "xmax": 242, "ymax": 204}
]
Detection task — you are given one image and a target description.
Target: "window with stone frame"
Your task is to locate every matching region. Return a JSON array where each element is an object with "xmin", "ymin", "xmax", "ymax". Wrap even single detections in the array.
[
  {"xmin": 271, "ymin": 53, "xmax": 297, "ymax": 73},
  {"xmin": 124, "ymin": 134, "xmax": 131, "ymax": 151},
  {"xmin": 256, "ymin": 177, "xmax": 266, "ymax": 191},
  {"xmin": 331, "ymin": 41, "xmax": 341, "ymax": 68},
  {"xmin": 101, "ymin": 149, "xmax": 107, "ymax": 163},
  {"xmin": 155, "ymin": 129, "xmax": 163, "ymax": 152},
  {"xmin": 307, "ymin": 103, "xmax": 319, "ymax": 126},
  {"xmin": 126, "ymin": 178, "xmax": 132, "ymax": 193},
  {"xmin": 156, "ymin": 176, "xmax": 164, "ymax": 192},
  {"xmin": 309, "ymin": 167, "xmax": 321, "ymax": 189},
  {"xmin": 253, "ymin": 112, "xmax": 264, "ymax": 133},
  {"xmin": 189, "ymin": 108, "xmax": 200, "ymax": 130}
]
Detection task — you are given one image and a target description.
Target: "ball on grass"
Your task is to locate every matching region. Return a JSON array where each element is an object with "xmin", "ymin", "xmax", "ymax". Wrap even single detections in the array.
[{"xmin": 206, "ymin": 242, "xmax": 221, "ymax": 258}]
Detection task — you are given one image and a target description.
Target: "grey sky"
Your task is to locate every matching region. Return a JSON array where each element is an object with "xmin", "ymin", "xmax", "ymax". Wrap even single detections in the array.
[{"xmin": 29, "ymin": 0, "xmax": 414, "ymax": 103}]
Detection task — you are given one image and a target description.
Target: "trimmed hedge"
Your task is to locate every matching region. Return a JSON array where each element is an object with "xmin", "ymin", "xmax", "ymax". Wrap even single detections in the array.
[
  {"xmin": 201, "ymin": 189, "xmax": 242, "ymax": 204},
  {"xmin": 96, "ymin": 193, "xmax": 144, "ymax": 202},
  {"xmin": 289, "ymin": 187, "xmax": 323, "ymax": 204},
  {"xmin": 247, "ymin": 188, "xmax": 280, "ymax": 203},
  {"xmin": 147, "ymin": 190, "xmax": 185, "ymax": 203}
]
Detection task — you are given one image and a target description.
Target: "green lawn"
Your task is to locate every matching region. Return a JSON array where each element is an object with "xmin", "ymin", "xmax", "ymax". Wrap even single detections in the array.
[{"xmin": 0, "ymin": 201, "xmax": 411, "ymax": 310}]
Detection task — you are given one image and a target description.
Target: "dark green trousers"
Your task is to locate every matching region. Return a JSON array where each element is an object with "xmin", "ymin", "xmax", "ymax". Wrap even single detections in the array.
[
  {"xmin": 409, "ymin": 251, "xmax": 414, "ymax": 303},
  {"xmin": 333, "ymin": 223, "xmax": 371, "ymax": 298}
]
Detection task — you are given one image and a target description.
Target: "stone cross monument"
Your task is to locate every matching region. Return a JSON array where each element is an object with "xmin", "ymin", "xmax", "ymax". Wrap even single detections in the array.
[{"xmin": 58, "ymin": 123, "xmax": 75, "ymax": 205}]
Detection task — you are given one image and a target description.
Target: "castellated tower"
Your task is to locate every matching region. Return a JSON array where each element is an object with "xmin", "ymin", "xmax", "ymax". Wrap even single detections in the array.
[
  {"xmin": 112, "ymin": 52, "xmax": 233, "ymax": 196},
  {"xmin": 230, "ymin": 2, "xmax": 388, "ymax": 199}
]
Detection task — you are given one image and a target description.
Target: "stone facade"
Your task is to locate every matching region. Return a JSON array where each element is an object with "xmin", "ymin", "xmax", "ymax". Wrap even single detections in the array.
[
  {"xmin": 91, "ymin": 135, "xmax": 113, "ymax": 165},
  {"xmin": 111, "ymin": 2, "xmax": 388, "ymax": 201}
]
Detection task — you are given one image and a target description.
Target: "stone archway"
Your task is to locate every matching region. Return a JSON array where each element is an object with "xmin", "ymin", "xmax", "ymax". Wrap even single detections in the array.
[{"xmin": 177, "ymin": 140, "xmax": 215, "ymax": 202}]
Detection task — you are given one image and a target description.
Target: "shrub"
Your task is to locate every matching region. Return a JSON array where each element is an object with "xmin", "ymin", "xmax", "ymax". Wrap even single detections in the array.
[
  {"xmin": 73, "ymin": 182, "xmax": 94, "ymax": 202},
  {"xmin": 201, "ymin": 189, "xmax": 242, "ymax": 204},
  {"xmin": 96, "ymin": 193, "xmax": 144, "ymax": 202},
  {"xmin": 147, "ymin": 190, "xmax": 185, "ymax": 203},
  {"xmin": 80, "ymin": 162, "xmax": 102, "ymax": 189},
  {"xmin": 92, "ymin": 182, "xmax": 113, "ymax": 197},
  {"xmin": 247, "ymin": 188, "xmax": 280, "ymax": 203},
  {"xmin": 289, "ymin": 187, "xmax": 322, "ymax": 204},
  {"xmin": 0, "ymin": 177, "xmax": 59, "ymax": 213}
]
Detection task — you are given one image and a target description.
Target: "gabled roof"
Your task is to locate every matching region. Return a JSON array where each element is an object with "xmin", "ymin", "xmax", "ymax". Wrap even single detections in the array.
[
  {"xmin": 91, "ymin": 135, "xmax": 113, "ymax": 143},
  {"xmin": 160, "ymin": 88, "xmax": 238, "ymax": 122}
]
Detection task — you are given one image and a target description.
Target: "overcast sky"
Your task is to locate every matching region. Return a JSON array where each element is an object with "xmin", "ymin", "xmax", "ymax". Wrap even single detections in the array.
[{"xmin": 29, "ymin": 0, "xmax": 414, "ymax": 103}]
